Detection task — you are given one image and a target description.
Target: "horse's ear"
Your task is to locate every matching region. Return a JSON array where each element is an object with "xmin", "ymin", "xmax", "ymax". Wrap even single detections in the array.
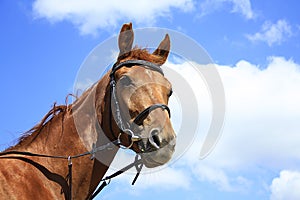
[
  {"xmin": 118, "ymin": 23, "xmax": 134, "ymax": 59},
  {"xmin": 152, "ymin": 34, "xmax": 170, "ymax": 65}
]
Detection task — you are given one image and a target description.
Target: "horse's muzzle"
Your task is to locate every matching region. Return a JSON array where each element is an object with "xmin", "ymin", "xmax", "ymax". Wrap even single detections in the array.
[{"xmin": 138, "ymin": 133, "xmax": 176, "ymax": 168}]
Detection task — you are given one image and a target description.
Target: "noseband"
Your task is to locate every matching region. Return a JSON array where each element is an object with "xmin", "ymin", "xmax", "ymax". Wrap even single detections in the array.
[{"xmin": 109, "ymin": 60, "xmax": 171, "ymax": 149}]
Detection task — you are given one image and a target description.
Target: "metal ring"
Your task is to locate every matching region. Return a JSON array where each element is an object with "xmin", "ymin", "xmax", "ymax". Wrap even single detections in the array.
[
  {"xmin": 117, "ymin": 133, "xmax": 134, "ymax": 149},
  {"xmin": 123, "ymin": 129, "xmax": 141, "ymax": 142}
]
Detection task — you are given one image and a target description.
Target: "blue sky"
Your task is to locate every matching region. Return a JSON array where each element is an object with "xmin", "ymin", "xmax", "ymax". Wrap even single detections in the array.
[{"xmin": 1, "ymin": 0, "xmax": 300, "ymax": 199}]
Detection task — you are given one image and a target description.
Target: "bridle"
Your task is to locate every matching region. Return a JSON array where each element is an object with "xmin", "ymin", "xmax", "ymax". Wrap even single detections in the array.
[
  {"xmin": 0, "ymin": 59, "xmax": 171, "ymax": 200},
  {"xmin": 109, "ymin": 59, "xmax": 171, "ymax": 150}
]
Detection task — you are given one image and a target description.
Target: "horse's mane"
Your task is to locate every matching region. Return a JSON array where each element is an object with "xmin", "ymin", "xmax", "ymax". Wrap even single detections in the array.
[
  {"xmin": 25, "ymin": 104, "xmax": 67, "ymax": 137},
  {"xmin": 10, "ymin": 103, "xmax": 67, "ymax": 149}
]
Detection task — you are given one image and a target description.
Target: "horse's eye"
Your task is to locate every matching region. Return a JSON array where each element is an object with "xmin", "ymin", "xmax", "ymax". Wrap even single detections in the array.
[{"xmin": 119, "ymin": 75, "xmax": 132, "ymax": 86}]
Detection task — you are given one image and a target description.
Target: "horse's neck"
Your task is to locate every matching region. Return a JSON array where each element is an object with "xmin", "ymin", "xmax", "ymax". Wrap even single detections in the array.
[
  {"xmin": 71, "ymin": 73, "xmax": 120, "ymax": 197},
  {"xmin": 70, "ymin": 73, "xmax": 120, "ymax": 196},
  {"xmin": 9, "ymin": 73, "xmax": 119, "ymax": 198}
]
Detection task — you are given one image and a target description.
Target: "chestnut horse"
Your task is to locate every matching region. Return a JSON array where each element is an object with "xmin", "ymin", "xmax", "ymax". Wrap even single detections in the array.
[{"xmin": 0, "ymin": 23, "xmax": 176, "ymax": 199}]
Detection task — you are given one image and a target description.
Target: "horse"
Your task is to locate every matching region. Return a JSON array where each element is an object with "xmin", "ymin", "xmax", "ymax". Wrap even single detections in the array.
[{"xmin": 0, "ymin": 23, "xmax": 176, "ymax": 199}]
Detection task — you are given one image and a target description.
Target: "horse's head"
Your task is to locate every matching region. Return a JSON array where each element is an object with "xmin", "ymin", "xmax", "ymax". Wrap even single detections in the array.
[{"xmin": 110, "ymin": 23, "xmax": 176, "ymax": 168}]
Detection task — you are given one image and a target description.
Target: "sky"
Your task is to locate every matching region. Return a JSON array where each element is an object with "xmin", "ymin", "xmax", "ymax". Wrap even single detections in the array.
[{"xmin": 1, "ymin": 0, "xmax": 300, "ymax": 199}]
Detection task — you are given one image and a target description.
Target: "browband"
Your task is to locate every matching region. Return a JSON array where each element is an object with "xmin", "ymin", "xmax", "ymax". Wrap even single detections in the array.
[{"xmin": 110, "ymin": 60, "xmax": 164, "ymax": 78}]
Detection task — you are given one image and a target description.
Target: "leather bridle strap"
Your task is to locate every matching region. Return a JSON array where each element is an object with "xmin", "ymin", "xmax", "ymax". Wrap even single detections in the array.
[
  {"xmin": 111, "ymin": 60, "xmax": 164, "ymax": 77},
  {"xmin": 133, "ymin": 104, "xmax": 171, "ymax": 126}
]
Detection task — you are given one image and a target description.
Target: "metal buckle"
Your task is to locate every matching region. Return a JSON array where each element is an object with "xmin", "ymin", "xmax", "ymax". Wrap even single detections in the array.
[{"xmin": 117, "ymin": 129, "xmax": 141, "ymax": 149}]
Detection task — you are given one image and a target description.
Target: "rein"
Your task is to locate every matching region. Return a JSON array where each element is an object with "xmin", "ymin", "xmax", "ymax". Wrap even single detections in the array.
[{"xmin": 0, "ymin": 59, "xmax": 170, "ymax": 199}]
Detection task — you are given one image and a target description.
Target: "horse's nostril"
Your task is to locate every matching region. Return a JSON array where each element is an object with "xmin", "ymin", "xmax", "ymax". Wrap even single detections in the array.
[
  {"xmin": 152, "ymin": 134, "xmax": 161, "ymax": 147},
  {"xmin": 149, "ymin": 129, "xmax": 161, "ymax": 149}
]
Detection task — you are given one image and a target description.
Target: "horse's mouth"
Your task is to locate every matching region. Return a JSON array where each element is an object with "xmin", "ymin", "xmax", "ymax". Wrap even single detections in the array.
[{"xmin": 139, "ymin": 144, "xmax": 175, "ymax": 168}]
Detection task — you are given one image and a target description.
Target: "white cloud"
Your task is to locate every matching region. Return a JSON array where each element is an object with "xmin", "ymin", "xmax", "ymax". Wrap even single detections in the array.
[
  {"xmin": 135, "ymin": 166, "xmax": 191, "ymax": 190},
  {"xmin": 199, "ymin": 0, "xmax": 255, "ymax": 19},
  {"xmin": 203, "ymin": 56, "xmax": 300, "ymax": 167},
  {"xmin": 32, "ymin": 0, "xmax": 194, "ymax": 35},
  {"xmin": 270, "ymin": 170, "xmax": 300, "ymax": 200},
  {"xmin": 183, "ymin": 56, "xmax": 300, "ymax": 193},
  {"xmin": 246, "ymin": 19, "xmax": 293, "ymax": 46},
  {"xmin": 230, "ymin": 0, "xmax": 254, "ymax": 19},
  {"xmin": 197, "ymin": 166, "xmax": 231, "ymax": 190}
]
